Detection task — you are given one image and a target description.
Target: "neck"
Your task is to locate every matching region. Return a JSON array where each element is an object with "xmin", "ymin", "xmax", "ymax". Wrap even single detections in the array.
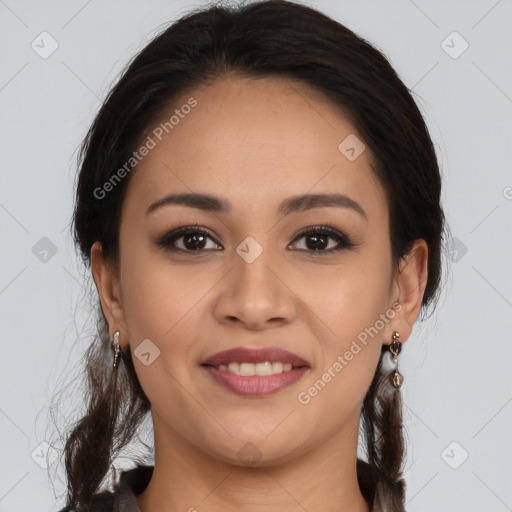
[{"xmin": 136, "ymin": 410, "xmax": 370, "ymax": 512}]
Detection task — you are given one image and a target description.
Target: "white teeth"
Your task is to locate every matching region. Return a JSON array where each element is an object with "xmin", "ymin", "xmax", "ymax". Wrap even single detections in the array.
[
  {"xmin": 256, "ymin": 361, "xmax": 273, "ymax": 376},
  {"xmin": 272, "ymin": 362, "xmax": 283, "ymax": 374},
  {"xmin": 240, "ymin": 363, "xmax": 255, "ymax": 376},
  {"xmin": 220, "ymin": 361, "xmax": 293, "ymax": 376}
]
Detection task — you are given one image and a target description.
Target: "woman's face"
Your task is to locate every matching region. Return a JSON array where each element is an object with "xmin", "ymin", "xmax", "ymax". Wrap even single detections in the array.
[{"xmin": 94, "ymin": 76, "xmax": 418, "ymax": 466}]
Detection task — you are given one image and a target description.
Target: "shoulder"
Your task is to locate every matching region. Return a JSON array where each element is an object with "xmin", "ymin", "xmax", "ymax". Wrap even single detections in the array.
[
  {"xmin": 57, "ymin": 465, "xmax": 153, "ymax": 512},
  {"xmin": 357, "ymin": 458, "xmax": 377, "ymax": 504},
  {"xmin": 56, "ymin": 489, "xmax": 115, "ymax": 512},
  {"xmin": 356, "ymin": 458, "xmax": 407, "ymax": 512}
]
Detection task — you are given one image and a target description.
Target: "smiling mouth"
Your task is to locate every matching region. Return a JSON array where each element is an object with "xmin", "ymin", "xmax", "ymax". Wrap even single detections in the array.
[
  {"xmin": 200, "ymin": 346, "xmax": 311, "ymax": 368},
  {"xmin": 200, "ymin": 346, "xmax": 311, "ymax": 396},
  {"xmin": 202, "ymin": 361, "xmax": 306, "ymax": 376}
]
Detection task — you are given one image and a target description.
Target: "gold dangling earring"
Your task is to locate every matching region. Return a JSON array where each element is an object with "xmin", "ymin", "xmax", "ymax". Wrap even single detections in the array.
[
  {"xmin": 389, "ymin": 331, "xmax": 403, "ymax": 388},
  {"xmin": 112, "ymin": 331, "xmax": 120, "ymax": 368}
]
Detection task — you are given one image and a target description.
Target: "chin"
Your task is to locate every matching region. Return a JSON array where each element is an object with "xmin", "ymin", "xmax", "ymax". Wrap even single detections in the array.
[{"xmin": 207, "ymin": 436, "xmax": 309, "ymax": 469}]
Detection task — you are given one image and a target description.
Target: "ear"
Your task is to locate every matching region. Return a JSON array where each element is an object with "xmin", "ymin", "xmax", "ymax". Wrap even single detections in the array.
[
  {"xmin": 90, "ymin": 241, "xmax": 128, "ymax": 348},
  {"xmin": 390, "ymin": 239, "xmax": 429, "ymax": 342}
]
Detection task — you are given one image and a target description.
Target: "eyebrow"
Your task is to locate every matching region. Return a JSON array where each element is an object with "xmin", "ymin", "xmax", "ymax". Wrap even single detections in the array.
[{"xmin": 146, "ymin": 192, "xmax": 367, "ymax": 220}]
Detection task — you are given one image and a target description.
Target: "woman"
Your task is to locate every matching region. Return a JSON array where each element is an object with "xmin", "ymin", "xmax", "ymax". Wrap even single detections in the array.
[{"xmin": 55, "ymin": 0, "xmax": 447, "ymax": 510}]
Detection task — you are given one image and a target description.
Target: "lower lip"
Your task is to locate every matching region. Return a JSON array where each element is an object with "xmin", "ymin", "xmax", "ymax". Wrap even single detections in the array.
[{"xmin": 201, "ymin": 365, "xmax": 309, "ymax": 396}]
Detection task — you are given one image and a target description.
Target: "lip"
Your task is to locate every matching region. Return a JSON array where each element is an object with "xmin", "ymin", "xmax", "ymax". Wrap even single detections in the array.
[
  {"xmin": 200, "ymin": 347, "xmax": 311, "ymax": 397},
  {"xmin": 201, "ymin": 347, "xmax": 311, "ymax": 367},
  {"xmin": 202, "ymin": 366, "xmax": 309, "ymax": 396}
]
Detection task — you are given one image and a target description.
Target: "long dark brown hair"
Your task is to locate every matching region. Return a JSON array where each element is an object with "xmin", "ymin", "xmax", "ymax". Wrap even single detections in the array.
[{"xmin": 49, "ymin": 1, "xmax": 448, "ymax": 510}]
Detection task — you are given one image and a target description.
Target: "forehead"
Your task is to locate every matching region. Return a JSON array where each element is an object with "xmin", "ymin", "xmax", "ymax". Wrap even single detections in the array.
[{"xmin": 123, "ymin": 76, "xmax": 386, "ymax": 222}]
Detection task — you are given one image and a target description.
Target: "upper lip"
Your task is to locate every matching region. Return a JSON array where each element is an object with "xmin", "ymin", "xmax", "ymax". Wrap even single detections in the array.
[{"xmin": 201, "ymin": 347, "xmax": 311, "ymax": 368}]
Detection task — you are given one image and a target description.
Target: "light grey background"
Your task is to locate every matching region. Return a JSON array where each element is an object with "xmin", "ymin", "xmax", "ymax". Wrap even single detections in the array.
[{"xmin": 1, "ymin": 0, "xmax": 511, "ymax": 510}]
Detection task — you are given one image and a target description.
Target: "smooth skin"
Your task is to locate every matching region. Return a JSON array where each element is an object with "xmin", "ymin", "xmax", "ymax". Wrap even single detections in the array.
[{"xmin": 91, "ymin": 75, "xmax": 428, "ymax": 512}]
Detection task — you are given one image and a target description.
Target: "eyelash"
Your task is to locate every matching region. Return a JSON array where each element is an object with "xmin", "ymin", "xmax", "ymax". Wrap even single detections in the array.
[{"xmin": 155, "ymin": 224, "xmax": 357, "ymax": 255}]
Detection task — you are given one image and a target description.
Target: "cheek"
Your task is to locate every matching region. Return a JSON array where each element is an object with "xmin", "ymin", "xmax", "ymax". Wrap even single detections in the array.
[
  {"xmin": 119, "ymin": 249, "xmax": 212, "ymax": 400},
  {"xmin": 120, "ymin": 241, "xmax": 207, "ymax": 339},
  {"xmin": 296, "ymin": 252, "xmax": 392, "ymax": 341},
  {"xmin": 295, "ymin": 270, "xmax": 389, "ymax": 419},
  {"xmin": 294, "ymin": 246, "xmax": 392, "ymax": 398}
]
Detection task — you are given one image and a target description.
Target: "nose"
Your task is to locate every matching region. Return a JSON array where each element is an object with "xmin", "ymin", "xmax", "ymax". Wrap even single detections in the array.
[{"xmin": 213, "ymin": 247, "xmax": 298, "ymax": 330}]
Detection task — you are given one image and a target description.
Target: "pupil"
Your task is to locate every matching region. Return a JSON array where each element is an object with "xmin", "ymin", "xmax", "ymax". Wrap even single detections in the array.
[
  {"xmin": 185, "ymin": 233, "xmax": 205, "ymax": 250},
  {"xmin": 307, "ymin": 234, "xmax": 327, "ymax": 250},
  {"xmin": 182, "ymin": 233, "xmax": 329, "ymax": 251}
]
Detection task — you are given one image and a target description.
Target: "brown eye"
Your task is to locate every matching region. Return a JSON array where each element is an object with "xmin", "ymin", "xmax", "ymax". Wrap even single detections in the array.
[
  {"xmin": 291, "ymin": 225, "xmax": 355, "ymax": 254},
  {"xmin": 155, "ymin": 227, "xmax": 221, "ymax": 252},
  {"xmin": 155, "ymin": 224, "xmax": 356, "ymax": 255}
]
